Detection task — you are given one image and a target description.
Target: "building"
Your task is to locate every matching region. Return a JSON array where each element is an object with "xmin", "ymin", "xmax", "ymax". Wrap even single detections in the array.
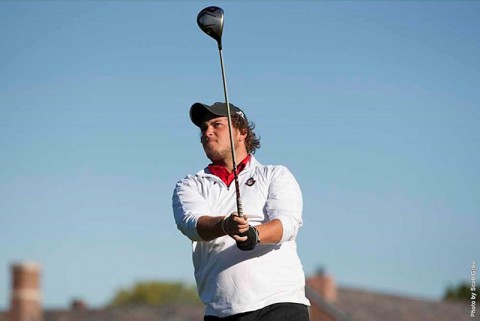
[
  {"xmin": 0, "ymin": 262, "xmax": 470, "ymax": 321},
  {"xmin": 306, "ymin": 270, "xmax": 470, "ymax": 321}
]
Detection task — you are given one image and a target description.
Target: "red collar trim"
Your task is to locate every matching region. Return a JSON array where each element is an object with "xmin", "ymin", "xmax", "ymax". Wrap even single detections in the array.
[{"xmin": 208, "ymin": 155, "xmax": 252, "ymax": 187}]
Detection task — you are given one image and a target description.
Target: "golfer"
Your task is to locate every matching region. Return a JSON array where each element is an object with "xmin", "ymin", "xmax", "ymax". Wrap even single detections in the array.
[{"xmin": 172, "ymin": 102, "xmax": 310, "ymax": 320}]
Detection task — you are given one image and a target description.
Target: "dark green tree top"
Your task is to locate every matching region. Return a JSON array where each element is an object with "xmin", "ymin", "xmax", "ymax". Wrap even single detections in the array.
[{"xmin": 443, "ymin": 282, "xmax": 473, "ymax": 301}]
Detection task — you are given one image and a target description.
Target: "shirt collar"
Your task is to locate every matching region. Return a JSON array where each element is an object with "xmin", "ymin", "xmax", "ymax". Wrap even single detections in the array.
[{"xmin": 207, "ymin": 154, "xmax": 252, "ymax": 187}]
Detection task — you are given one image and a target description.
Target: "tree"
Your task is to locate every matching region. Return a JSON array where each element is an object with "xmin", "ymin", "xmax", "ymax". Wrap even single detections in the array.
[
  {"xmin": 443, "ymin": 282, "xmax": 472, "ymax": 301},
  {"xmin": 109, "ymin": 281, "xmax": 201, "ymax": 307}
]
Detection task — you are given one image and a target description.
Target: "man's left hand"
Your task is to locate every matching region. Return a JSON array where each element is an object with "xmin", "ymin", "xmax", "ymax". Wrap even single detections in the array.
[{"xmin": 234, "ymin": 225, "xmax": 260, "ymax": 251}]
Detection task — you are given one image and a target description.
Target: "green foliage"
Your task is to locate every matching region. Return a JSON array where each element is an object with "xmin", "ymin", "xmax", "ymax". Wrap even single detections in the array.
[
  {"xmin": 443, "ymin": 282, "xmax": 472, "ymax": 301},
  {"xmin": 109, "ymin": 281, "xmax": 201, "ymax": 307}
]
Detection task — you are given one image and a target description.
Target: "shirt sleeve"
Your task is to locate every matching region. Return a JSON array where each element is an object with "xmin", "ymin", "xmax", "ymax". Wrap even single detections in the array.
[
  {"xmin": 265, "ymin": 166, "xmax": 303, "ymax": 243},
  {"xmin": 172, "ymin": 176, "xmax": 210, "ymax": 242}
]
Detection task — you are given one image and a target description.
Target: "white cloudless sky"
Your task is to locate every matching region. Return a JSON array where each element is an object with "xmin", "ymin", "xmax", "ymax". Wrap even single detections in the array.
[{"xmin": 1, "ymin": 0, "xmax": 479, "ymax": 309}]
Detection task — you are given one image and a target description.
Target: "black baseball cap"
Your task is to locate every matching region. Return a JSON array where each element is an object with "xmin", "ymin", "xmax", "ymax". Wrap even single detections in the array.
[{"xmin": 189, "ymin": 102, "xmax": 247, "ymax": 127}]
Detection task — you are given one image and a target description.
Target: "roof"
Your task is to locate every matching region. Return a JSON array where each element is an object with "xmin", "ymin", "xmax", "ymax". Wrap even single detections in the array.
[
  {"xmin": 0, "ymin": 287, "xmax": 469, "ymax": 321},
  {"xmin": 334, "ymin": 286, "xmax": 470, "ymax": 321},
  {"xmin": 0, "ymin": 305, "xmax": 204, "ymax": 321}
]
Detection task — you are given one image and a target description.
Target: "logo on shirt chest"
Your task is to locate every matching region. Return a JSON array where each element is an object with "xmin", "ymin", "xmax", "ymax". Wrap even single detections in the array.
[{"xmin": 245, "ymin": 177, "xmax": 256, "ymax": 187}]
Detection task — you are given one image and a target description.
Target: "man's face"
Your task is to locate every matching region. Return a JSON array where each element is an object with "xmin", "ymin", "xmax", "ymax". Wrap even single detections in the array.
[{"xmin": 200, "ymin": 115, "xmax": 244, "ymax": 163}]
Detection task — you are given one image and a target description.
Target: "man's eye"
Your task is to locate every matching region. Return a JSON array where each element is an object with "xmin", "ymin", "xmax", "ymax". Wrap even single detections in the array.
[{"xmin": 214, "ymin": 122, "xmax": 222, "ymax": 127}]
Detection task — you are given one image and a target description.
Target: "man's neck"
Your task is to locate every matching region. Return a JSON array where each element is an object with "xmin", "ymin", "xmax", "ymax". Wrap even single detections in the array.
[{"xmin": 211, "ymin": 151, "xmax": 249, "ymax": 173}]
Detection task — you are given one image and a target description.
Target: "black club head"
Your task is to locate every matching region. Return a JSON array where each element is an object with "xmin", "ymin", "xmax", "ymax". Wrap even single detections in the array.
[{"xmin": 197, "ymin": 6, "xmax": 224, "ymax": 49}]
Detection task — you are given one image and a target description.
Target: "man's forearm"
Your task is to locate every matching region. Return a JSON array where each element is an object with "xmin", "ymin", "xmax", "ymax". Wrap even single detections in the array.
[
  {"xmin": 255, "ymin": 219, "xmax": 283, "ymax": 244},
  {"xmin": 197, "ymin": 216, "xmax": 283, "ymax": 244},
  {"xmin": 197, "ymin": 216, "xmax": 226, "ymax": 241}
]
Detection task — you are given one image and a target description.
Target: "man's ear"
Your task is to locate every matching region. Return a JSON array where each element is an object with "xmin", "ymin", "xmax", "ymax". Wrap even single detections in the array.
[{"xmin": 237, "ymin": 128, "xmax": 248, "ymax": 142}]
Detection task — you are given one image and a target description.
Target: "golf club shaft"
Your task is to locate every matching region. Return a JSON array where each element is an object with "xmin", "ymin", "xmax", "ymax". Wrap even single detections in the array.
[{"xmin": 218, "ymin": 48, "xmax": 243, "ymax": 218}]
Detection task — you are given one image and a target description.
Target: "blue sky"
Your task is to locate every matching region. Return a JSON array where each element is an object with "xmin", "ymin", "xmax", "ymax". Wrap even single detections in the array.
[{"xmin": 1, "ymin": 0, "xmax": 479, "ymax": 309}]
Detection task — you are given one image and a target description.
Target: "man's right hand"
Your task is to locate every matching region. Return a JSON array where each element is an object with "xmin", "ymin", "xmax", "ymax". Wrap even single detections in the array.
[{"xmin": 222, "ymin": 212, "xmax": 249, "ymax": 242}]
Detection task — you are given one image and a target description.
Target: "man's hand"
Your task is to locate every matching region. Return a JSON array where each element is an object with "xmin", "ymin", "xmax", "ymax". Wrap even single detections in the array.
[
  {"xmin": 235, "ymin": 225, "xmax": 260, "ymax": 251},
  {"xmin": 221, "ymin": 213, "xmax": 259, "ymax": 251},
  {"xmin": 222, "ymin": 212, "xmax": 249, "ymax": 242}
]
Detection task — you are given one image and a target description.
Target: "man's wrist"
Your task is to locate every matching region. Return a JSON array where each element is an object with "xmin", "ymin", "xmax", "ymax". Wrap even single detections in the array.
[
  {"xmin": 221, "ymin": 215, "xmax": 228, "ymax": 235},
  {"xmin": 253, "ymin": 226, "xmax": 260, "ymax": 243}
]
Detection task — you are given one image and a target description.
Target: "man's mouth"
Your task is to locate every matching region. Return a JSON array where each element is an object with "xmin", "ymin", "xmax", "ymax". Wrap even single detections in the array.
[
  {"xmin": 202, "ymin": 140, "xmax": 217, "ymax": 149},
  {"xmin": 203, "ymin": 138, "xmax": 216, "ymax": 144}
]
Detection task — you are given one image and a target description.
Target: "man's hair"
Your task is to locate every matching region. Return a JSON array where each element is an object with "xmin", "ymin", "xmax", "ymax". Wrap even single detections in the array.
[{"xmin": 232, "ymin": 113, "xmax": 261, "ymax": 154}]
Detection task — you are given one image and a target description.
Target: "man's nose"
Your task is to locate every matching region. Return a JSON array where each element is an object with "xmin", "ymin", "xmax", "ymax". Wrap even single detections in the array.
[
  {"xmin": 204, "ymin": 125, "xmax": 214, "ymax": 136},
  {"xmin": 201, "ymin": 125, "xmax": 214, "ymax": 143}
]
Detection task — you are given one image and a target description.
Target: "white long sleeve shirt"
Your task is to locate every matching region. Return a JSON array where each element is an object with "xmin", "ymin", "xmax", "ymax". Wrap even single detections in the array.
[{"xmin": 172, "ymin": 155, "xmax": 310, "ymax": 317}]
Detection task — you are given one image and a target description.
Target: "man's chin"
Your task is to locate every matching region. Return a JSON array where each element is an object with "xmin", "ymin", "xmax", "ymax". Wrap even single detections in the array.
[
  {"xmin": 203, "ymin": 148, "xmax": 217, "ymax": 161},
  {"xmin": 206, "ymin": 154, "xmax": 221, "ymax": 163},
  {"xmin": 204, "ymin": 150, "xmax": 227, "ymax": 164}
]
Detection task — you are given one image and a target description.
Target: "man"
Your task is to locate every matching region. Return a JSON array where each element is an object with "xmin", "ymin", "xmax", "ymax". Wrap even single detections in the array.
[{"xmin": 172, "ymin": 102, "xmax": 310, "ymax": 320}]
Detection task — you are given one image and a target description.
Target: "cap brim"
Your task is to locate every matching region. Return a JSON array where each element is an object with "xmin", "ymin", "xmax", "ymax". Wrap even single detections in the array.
[
  {"xmin": 189, "ymin": 102, "xmax": 228, "ymax": 127},
  {"xmin": 189, "ymin": 102, "xmax": 246, "ymax": 127}
]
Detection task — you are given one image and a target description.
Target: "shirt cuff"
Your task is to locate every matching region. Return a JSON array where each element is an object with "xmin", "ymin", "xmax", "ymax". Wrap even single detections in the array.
[
  {"xmin": 275, "ymin": 213, "xmax": 300, "ymax": 243},
  {"xmin": 178, "ymin": 214, "xmax": 202, "ymax": 241}
]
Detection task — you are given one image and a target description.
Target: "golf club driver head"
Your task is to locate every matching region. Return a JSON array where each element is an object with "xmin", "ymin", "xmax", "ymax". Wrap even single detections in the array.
[{"xmin": 197, "ymin": 6, "xmax": 224, "ymax": 49}]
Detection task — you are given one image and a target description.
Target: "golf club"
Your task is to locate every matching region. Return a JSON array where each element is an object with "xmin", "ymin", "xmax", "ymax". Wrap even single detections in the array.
[{"xmin": 197, "ymin": 6, "xmax": 244, "ymax": 218}]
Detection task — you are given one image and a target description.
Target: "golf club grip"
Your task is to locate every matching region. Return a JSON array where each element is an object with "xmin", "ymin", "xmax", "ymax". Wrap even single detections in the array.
[
  {"xmin": 234, "ymin": 176, "xmax": 249, "ymax": 242},
  {"xmin": 234, "ymin": 177, "xmax": 243, "ymax": 217}
]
